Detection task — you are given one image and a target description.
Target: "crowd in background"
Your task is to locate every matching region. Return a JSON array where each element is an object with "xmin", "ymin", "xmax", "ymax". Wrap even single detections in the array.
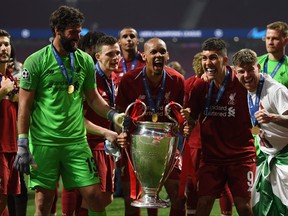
[{"xmin": 0, "ymin": 5, "xmax": 287, "ymax": 216}]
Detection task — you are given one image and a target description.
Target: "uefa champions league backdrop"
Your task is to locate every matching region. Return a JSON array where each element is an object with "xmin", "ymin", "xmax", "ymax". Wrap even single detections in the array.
[{"xmin": 1, "ymin": 0, "xmax": 286, "ymax": 77}]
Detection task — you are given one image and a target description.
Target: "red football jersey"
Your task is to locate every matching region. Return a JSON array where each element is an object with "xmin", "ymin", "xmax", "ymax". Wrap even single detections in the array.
[
  {"xmin": 0, "ymin": 69, "xmax": 18, "ymax": 153},
  {"xmin": 116, "ymin": 66, "xmax": 184, "ymax": 123},
  {"xmin": 187, "ymin": 67, "xmax": 256, "ymax": 164},
  {"xmin": 84, "ymin": 71, "xmax": 117, "ymax": 151},
  {"xmin": 184, "ymin": 75, "xmax": 201, "ymax": 149},
  {"xmin": 115, "ymin": 52, "xmax": 146, "ymax": 86}
]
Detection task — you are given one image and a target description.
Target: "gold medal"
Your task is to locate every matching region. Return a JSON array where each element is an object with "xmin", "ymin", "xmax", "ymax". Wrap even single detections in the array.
[
  {"xmin": 251, "ymin": 125, "xmax": 261, "ymax": 135},
  {"xmin": 152, "ymin": 113, "xmax": 158, "ymax": 122},
  {"xmin": 68, "ymin": 85, "xmax": 74, "ymax": 94}
]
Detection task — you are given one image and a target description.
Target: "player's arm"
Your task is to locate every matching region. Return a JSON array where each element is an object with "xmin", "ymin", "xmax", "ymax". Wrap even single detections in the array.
[
  {"xmin": 84, "ymin": 88, "xmax": 111, "ymax": 118},
  {"xmin": 256, "ymin": 108, "xmax": 288, "ymax": 128},
  {"xmin": 255, "ymin": 100, "xmax": 288, "ymax": 128},
  {"xmin": 84, "ymin": 117, "xmax": 118, "ymax": 143},
  {"xmin": 14, "ymin": 88, "xmax": 36, "ymax": 174},
  {"xmin": 272, "ymin": 111, "xmax": 288, "ymax": 127},
  {"xmin": 84, "ymin": 88, "xmax": 125, "ymax": 128},
  {"xmin": 17, "ymin": 88, "xmax": 35, "ymax": 134}
]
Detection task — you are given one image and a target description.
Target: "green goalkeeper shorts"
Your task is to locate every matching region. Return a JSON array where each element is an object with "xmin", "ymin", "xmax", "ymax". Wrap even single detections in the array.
[{"xmin": 29, "ymin": 142, "xmax": 100, "ymax": 190}]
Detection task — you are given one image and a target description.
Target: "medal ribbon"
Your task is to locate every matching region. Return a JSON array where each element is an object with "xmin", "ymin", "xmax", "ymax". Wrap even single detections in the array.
[
  {"xmin": 95, "ymin": 63, "xmax": 115, "ymax": 106},
  {"xmin": 142, "ymin": 67, "xmax": 166, "ymax": 116},
  {"xmin": 248, "ymin": 74, "xmax": 264, "ymax": 126},
  {"xmin": 263, "ymin": 54, "xmax": 286, "ymax": 78},
  {"xmin": 122, "ymin": 55, "xmax": 137, "ymax": 74},
  {"xmin": 128, "ymin": 99, "xmax": 146, "ymax": 122},
  {"xmin": 204, "ymin": 69, "xmax": 230, "ymax": 116},
  {"xmin": 169, "ymin": 101, "xmax": 185, "ymax": 125},
  {"xmin": 51, "ymin": 44, "xmax": 74, "ymax": 86}
]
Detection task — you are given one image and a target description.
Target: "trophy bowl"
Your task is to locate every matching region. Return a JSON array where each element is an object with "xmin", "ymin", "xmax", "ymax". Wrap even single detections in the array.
[{"xmin": 130, "ymin": 121, "xmax": 179, "ymax": 208}]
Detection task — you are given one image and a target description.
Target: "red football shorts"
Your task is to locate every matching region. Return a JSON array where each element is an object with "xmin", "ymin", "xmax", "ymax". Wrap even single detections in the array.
[
  {"xmin": 197, "ymin": 158, "xmax": 256, "ymax": 198},
  {"xmin": 0, "ymin": 153, "xmax": 20, "ymax": 195}
]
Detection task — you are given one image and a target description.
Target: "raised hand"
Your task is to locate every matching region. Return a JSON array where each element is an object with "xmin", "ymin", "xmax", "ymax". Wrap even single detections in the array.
[
  {"xmin": 1, "ymin": 77, "xmax": 14, "ymax": 94},
  {"xmin": 255, "ymin": 102, "xmax": 272, "ymax": 124}
]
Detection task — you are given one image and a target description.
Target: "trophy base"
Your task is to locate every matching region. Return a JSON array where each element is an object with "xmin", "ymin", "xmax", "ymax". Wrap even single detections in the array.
[{"xmin": 131, "ymin": 195, "xmax": 170, "ymax": 208}]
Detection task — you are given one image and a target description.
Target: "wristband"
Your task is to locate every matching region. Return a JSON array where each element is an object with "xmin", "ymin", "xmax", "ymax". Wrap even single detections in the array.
[
  {"xmin": 107, "ymin": 109, "xmax": 117, "ymax": 122},
  {"xmin": 18, "ymin": 134, "xmax": 28, "ymax": 139}
]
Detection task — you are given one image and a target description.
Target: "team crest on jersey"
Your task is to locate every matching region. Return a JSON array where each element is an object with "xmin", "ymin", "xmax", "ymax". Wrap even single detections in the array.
[
  {"xmin": 228, "ymin": 93, "xmax": 236, "ymax": 105},
  {"xmin": 164, "ymin": 91, "xmax": 171, "ymax": 103},
  {"xmin": 22, "ymin": 68, "xmax": 30, "ymax": 79}
]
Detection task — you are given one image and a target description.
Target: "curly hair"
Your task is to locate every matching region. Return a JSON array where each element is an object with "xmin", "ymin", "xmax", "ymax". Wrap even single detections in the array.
[
  {"xmin": 192, "ymin": 52, "xmax": 204, "ymax": 78},
  {"xmin": 49, "ymin": 5, "xmax": 84, "ymax": 37},
  {"xmin": 78, "ymin": 31, "xmax": 106, "ymax": 62}
]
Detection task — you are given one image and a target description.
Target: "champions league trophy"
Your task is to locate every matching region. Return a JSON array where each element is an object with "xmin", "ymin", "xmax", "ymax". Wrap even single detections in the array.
[{"xmin": 125, "ymin": 100, "xmax": 182, "ymax": 208}]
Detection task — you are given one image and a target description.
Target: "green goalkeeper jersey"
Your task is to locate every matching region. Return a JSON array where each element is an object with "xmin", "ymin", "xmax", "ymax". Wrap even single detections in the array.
[
  {"xmin": 21, "ymin": 44, "xmax": 96, "ymax": 146},
  {"xmin": 258, "ymin": 54, "xmax": 288, "ymax": 88}
]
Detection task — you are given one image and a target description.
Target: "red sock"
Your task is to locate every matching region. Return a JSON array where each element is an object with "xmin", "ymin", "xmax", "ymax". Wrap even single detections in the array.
[
  {"xmin": 219, "ymin": 185, "xmax": 233, "ymax": 216},
  {"xmin": 62, "ymin": 188, "xmax": 82, "ymax": 215}
]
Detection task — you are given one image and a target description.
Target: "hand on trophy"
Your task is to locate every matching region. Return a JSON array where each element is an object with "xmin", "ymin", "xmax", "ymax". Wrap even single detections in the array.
[
  {"xmin": 123, "ymin": 115, "xmax": 132, "ymax": 132},
  {"xmin": 183, "ymin": 124, "xmax": 192, "ymax": 137},
  {"xmin": 180, "ymin": 107, "xmax": 190, "ymax": 121},
  {"xmin": 180, "ymin": 108, "xmax": 195, "ymax": 137},
  {"xmin": 117, "ymin": 132, "xmax": 129, "ymax": 148}
]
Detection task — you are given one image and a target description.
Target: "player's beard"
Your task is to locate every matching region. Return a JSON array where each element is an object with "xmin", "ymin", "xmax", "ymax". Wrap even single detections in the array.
[{"xmin": 60, "ymin": 34, "xmax": 78, "ymax": 53}]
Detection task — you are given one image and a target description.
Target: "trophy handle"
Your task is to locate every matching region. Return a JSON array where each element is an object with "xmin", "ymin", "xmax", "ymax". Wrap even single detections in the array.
[
  {"xmin": 125, "ymin": 99, "xmax": 147, "ymax": 118},
  {"xmin": 123, "ymin": 99, "xmax": 147, "ymax": 185},
  {"xmin": 164, "ymin": 102, "xmax": 186, "ymax": 173},
  {"xmin": 164, "ymin": 102, "xmax": 183, "ymax": 127}
]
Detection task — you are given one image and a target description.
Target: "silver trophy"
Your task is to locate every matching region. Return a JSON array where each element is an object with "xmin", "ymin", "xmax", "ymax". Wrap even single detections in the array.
[{"xmin": 125, "ymin": 101, "xmax": 182, "ymax": 208}]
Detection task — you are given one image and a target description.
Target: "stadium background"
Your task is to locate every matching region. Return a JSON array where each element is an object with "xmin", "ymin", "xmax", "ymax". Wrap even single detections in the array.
[{"xmin": 1, "ymin": 0, "xmax": 287, "ymax": 78}]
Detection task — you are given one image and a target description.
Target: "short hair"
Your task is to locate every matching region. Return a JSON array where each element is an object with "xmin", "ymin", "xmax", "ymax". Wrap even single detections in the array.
[
  {"xmin": 78, "ymin": 31, "xmax": 106, "ymax": 62},
  {"xmin": 144, "ymin": 38, "xmax": 167, "ymax": 52},
  {"xmin": 49, "ymin": 5, "xmax": 84, "ymax": 37},
  {"xmin": 201, "ymin": 38, "xmax": 227, "ymax": 56},
  {"xmin": 0, "ymin": 29, "xmax": 11, "ymax": 38},
  {"xmin": 232, "ymin": 48, "xmax": 258, "ymax": 67},
  {"xmin": 119, "ymin": 26, "xmax": 138, "ymax": 37},
  {"xmin": 95, "ymin": 35, "xmax": 118, "ymax": 53},
  {"xmin": 267, "ymin": 21, "xmax": 288, "ymax": 38},
  {"xmin": 79, "ymin": 31, "xmax": 106, "ymax": 51},
  {"xmin": 192, "ymin": 52, "xmax": 204, "ymax": 78}
]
